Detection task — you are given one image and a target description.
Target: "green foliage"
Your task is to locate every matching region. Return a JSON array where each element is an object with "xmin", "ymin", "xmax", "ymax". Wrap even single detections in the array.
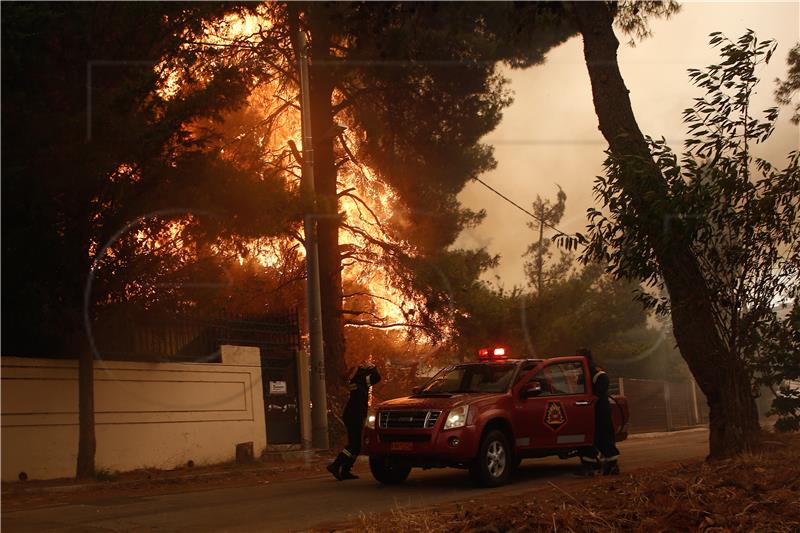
[
  {"xmin": 755, "ymin": 304, "xmax": 800, "ymax": 432},
  {"xmin": 523, "ymin": 186, "xmax": 571, "ymax": 293},
  {"xmin": 575, "ymin": 30, "xmax": 800, "ymax": 427},
  {"xmin": 443, "ymin": 263, "xmax": 676, "ymax": 379},
  {"xmin": 612, "ymin": 1, "xmax": 681, "ymax": 46},
  {"xmin": 390, "ymin": 248, "xmax": 500, "ymax": 343},
  {"xmin": 775, "ymin": 43, "xmax": 800, "ymax": 124},
  {"xmin": 341, "ymin": 2, "xmax": 573, "ymax": 251}
]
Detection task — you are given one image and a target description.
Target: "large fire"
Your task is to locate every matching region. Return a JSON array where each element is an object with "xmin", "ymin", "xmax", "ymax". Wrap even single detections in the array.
[{"xmin": 145, "ymin": 9, "xmax": 414, "ymax": 331}]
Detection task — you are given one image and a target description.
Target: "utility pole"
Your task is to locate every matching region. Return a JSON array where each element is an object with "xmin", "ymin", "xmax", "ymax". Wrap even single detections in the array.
[
  {"xmin": 536, "ymin": 203, "xmax": 545, "ymax": 295},
  {"xmin": 297, "ymin": 31, "xmax": 329, "ymax": 450}
]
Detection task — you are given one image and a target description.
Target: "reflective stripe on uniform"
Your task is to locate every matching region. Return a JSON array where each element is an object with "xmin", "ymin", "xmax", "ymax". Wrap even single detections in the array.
[
  {"xmin": 342, "ymin": 449, "xmax": 353, "ymax": 458},
  {"xmin": 592, "ymin": 370, "xmax": 607, "ymax": 384},
  {"xmin": 581, "ymin": 456, "xmax": 600, "ymax": 463},
  {"xmin": 366, "ymin": 375, "xmax": 371, "ymax": 386},
  {"xmin": 600, "ymin": 454, "xmax": 619, "ymax": 462},
  {"xmin": 348, "ymin": 383, "xmax": 357, "ymax": 391}
]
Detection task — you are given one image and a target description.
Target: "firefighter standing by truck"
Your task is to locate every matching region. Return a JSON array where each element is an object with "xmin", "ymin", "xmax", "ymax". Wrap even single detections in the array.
[
  {"xmin": 577, "ymin": 348, "xmax": 620, "ymax": 476},
  {"xmin": 327, "ymin": 363, "xmax": 381, "ymax": 480}
]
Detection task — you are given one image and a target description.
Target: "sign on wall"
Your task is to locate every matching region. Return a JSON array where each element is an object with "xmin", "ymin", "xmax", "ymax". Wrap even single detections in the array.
[{"xmin": 269, "ymin": 380, "xmax": 287, "ymax": 395}]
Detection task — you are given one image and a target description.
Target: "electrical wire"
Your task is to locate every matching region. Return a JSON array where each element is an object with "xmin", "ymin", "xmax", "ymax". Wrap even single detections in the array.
[{"xmin": 472, "ymin": 177, "xmax": 571, "ymax": 237}]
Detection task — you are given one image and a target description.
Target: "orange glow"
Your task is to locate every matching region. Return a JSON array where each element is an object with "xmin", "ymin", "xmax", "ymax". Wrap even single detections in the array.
[{"xmin": 144, "ymin": 10, "xmax": 419, "ymax": 335}]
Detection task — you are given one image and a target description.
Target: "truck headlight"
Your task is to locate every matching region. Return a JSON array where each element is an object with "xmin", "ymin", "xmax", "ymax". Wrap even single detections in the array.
[
  {"xmin": 365, "ymin": 412, "xmax": 376, "ymax": 429},
  {"xmin": 443, "ymin": 405, "xmax": 469, "ymax": 430}
]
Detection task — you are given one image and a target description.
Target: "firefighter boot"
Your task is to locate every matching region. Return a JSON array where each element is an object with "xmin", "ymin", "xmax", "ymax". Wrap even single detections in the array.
[
  {"xmin": 340, "ymin": 454, "xmax": 359, "ymax": 480},
  {"xmin": 327, "ymin": 454, "xmax": 347, "ymax": 480},
  {"xmin": 574, "ymin": 458, "xmax": 599, "ymax": 477},
  {"xmin": 602, "ymin": 459, "xmax": 620, "ymax": 476},
  {"xmin": 340, "ymin": 470, "xmax": 359, "ymax": 480}
]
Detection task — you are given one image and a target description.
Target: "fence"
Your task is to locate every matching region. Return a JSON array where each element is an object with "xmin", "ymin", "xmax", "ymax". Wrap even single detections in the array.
[
  {"xmin": 1, "ymin": 345, "xmax": 268, "ymax": 481},
  {"xmin": 611, "ymin": 377, "xmax": 708, "ymax": 434},
  {"xmin": 91, "ymin": 310, "xmax": 300, "ymax": 363}
]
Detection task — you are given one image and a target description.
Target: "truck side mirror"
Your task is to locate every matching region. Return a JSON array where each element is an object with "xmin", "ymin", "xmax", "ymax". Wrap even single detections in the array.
[
  {"xmin": 521, "ymin": 381, "xmax": 542, "ymax": 398},
  {"xmin": 411, "ymin": 386, "xmax": 422, "ymax": 395}
]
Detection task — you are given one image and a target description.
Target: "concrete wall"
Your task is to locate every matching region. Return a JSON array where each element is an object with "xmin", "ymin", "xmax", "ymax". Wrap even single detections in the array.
[{"xmin": 1, "ymin": 345, "xmax": 266, "ymax": 481}]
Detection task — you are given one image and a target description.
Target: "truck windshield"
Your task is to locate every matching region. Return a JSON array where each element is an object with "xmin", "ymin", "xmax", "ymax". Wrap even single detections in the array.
[{"xmin": 419, "ymin": 363, "xmax": 517, "ymax": 394}]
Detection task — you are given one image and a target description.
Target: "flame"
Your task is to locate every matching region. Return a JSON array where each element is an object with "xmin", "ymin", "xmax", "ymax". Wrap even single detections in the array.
[{"xmin": 141, "ymin": 10, "xmax": 419, "ymax": 334}]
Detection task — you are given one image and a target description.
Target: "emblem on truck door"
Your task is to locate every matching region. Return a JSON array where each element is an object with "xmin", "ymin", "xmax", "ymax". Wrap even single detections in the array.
[{"xmin": 544, "ymin": 400, "xmax": 567, "ymax": 431}]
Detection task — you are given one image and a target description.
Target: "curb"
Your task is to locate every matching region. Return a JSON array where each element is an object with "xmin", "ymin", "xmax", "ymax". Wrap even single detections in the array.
[
  {"xmin": 628, "ymin": 426, "xmax": 708, "ymax": 439},
  {"xmin": 3, "ymin": 456, "xmax": 330, "ymax": 495}
]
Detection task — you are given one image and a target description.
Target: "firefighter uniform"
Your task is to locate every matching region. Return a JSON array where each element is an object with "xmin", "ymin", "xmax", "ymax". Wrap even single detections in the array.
[
  {"xmin": 577, "ymin": 351, "xmax": 620, "ymax": 476},
  {"xmin": 327, "ymin": 364, "xmax": 381, "ymax": 480},
  {"xmin": 590, "ymin": 366, "xmax": 620, "ymax": 474}
]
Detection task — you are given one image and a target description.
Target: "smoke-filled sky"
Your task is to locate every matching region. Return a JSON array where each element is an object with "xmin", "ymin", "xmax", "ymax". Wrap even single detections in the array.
[{"xmin": 455, "ymin": 1, "xmax": 800, "ymax": 289}]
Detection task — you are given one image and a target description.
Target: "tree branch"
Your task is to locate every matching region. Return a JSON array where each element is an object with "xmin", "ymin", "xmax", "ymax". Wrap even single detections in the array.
[{"xmin": 344, "ymin": 319, "xmax": 428, "ymax": 330}]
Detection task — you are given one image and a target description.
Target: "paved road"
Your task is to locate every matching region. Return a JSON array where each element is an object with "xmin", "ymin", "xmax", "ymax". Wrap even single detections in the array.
[{"xmin": 2, "ymin": 429, "xmax": 708, "ymax": 533}]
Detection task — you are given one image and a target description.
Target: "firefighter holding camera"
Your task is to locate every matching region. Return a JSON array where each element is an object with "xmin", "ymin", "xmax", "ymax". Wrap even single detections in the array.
[{"xmin": 327, "ymin": 363, "xmax": 381, "ymax": 480}]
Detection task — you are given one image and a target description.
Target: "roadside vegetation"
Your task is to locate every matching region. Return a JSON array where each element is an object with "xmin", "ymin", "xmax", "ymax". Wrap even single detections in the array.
[{"xmin": 347, "ymin": 434, "xmax": 800, "ymax": 533}]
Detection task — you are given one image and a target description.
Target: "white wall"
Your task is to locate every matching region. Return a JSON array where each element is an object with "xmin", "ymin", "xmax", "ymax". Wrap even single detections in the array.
[{"xmin": 1, "ymin": 345, "xmax": 267, "ymax": 481}]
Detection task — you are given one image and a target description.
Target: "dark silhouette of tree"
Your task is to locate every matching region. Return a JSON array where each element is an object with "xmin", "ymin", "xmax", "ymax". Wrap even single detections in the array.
[
  {"xmin": 2, "ymin": 3, "xmax": 297, "ymax": 478},
  {"xmin": 776, "ymin": 43, "xmax": 800, "ymax": 124},
  {"xmin": 565, "ymin": 0, "xmax": 798, "ymax": 456},
  {"xmin": 523, "ymin": 186, "xmax": 568, "ymax": 294}
]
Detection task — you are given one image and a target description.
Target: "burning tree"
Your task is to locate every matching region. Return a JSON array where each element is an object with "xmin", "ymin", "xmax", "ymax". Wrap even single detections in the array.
[
  {"xmin": 3, "ymin": 2, "xmax": 577, "ymax": 474},
  {"xmin": 1, "ymin": 3, "xmax": 307, "ymax": 478},
  {"xmin": 169, "ymin": 2, "xmax": 577, "ymax": 395}
]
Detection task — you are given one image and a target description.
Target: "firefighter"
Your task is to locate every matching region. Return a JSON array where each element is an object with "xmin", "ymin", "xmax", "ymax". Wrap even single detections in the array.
[
  {"xmin": 327, "ymin": 363, "xmax": 381, "ymax": 480},
  {"xmin": 576, "ymin": 348, "xmax": 620, "ymax": 476}
]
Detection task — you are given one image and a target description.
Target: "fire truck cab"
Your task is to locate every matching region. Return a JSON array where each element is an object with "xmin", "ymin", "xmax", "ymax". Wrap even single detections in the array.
[{"xmin": 362, "ymin": 348, "xmax": 629, "ymax": 487}]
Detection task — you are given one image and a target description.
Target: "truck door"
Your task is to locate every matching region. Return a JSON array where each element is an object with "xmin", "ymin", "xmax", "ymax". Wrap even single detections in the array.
[{"xmin": 513, "ymin": 359, "xmax": 594, "ymax": 449}]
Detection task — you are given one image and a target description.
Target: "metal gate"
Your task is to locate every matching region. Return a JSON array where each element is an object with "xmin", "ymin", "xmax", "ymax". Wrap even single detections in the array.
[
  {"xmin": 261, "ymin": 351, "xmax": 301, "ymax": 445},
  {"xmin": 212, "ymin": 312, "xmax": 302, "ymax": 446}
]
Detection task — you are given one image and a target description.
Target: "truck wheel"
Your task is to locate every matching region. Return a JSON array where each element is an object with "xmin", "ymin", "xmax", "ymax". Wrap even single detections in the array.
[
  {"xmin": 470, "ymin": 429, "xmax": 512, "ymax": 487},
  {"xmin": 369, "ymin": 455, "xmax": 411, "ymax": 485}
]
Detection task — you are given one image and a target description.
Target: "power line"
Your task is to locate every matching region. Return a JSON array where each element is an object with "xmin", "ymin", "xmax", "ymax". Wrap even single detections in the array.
[{"xmin": 472, "ymin": 177, "xmax": 571, "ymax": 237}]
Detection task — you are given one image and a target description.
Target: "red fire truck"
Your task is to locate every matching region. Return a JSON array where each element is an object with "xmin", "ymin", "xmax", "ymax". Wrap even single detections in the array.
[{"xmin": 362, "ymin": 348, "xmax": 629, "ymax": 486}]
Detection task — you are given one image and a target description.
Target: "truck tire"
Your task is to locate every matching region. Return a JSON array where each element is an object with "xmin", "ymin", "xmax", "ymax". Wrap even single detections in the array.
[
  {"xmin": 470, "ymin": 429, "xmax": 512, "ymax": 487},
  {"xmin": 369, "ymin": 455, "xmax": 411, "ymax": 485}
]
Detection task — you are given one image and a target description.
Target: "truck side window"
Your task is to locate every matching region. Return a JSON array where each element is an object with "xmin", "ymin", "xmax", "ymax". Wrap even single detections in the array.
[
  {"xmin": 560, "ymin": 361, "xmax": 586, "ymax": 394},
  {"xmin": 530, "ymin": 362, "xmax": 586, "ymax": 396},
  {"xmin": 513, "ymin": 361, "xmax": 538, "ymax": 387}
]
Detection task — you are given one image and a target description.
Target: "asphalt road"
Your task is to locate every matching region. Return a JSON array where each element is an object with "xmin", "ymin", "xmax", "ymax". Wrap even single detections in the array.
[{"xmin": 2, "ymin": 428, "xmax": 708, "ymax": 533}]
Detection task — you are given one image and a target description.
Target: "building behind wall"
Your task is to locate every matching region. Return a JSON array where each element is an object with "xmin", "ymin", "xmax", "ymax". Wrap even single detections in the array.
[{"xmin": 1, "ymin": 311, "xmax": 308, "ymax": 481}]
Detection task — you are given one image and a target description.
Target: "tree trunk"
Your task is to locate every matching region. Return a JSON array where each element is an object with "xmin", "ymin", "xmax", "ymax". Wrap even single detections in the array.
[
  {"xmin": 72, "ymin": 236, "xmax": 96, "ymax": 479},
  {"xmin": 570, "ymin": 1, "xmax": 759, "ymax": 457},
  {"xmin": 537, "ymin": 205, "xmax": 544, "ymax": 295},
  {"xmin": 76, "ymin": 339, "xmax": 96, "ymax": 479},
  {"xmin": 308, "ymin": 7, "xmax": 347, "ymax": 400}
]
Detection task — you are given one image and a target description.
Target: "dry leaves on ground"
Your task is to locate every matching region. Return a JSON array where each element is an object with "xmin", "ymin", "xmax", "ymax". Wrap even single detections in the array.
[{"xmin": 348, "ymin": 435, "xmax": 800, "ymax": 533}]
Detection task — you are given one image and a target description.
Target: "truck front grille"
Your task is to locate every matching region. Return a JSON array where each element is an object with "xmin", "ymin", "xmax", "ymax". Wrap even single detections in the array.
[
  {"xmin": 380, "ymin": 434, "xmax": 431, "ymax": 443},
  {"xmin": 379, "ymin": 410, "xmax": 441, "ymax": 429}
]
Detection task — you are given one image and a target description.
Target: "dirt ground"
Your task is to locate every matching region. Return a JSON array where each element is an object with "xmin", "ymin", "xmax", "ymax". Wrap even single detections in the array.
[{"xmin": 339, "ymin": 434, "xmax": 800, "ymax": 533}]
